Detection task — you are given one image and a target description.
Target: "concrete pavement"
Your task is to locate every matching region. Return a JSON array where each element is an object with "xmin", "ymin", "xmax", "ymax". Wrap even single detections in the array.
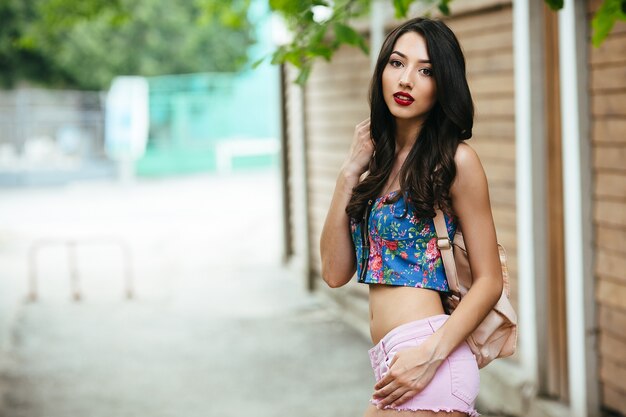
[
  {"xmin": 0, "ymin": 170, "xmax": 374, "ymax": 417},
  {"xmin": 1, "ymin": 264, "xmax": 375, "ymax": 417}
]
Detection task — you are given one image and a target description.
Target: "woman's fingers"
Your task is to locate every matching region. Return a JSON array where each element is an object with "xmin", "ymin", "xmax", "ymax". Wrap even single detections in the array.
[
  {"xmin": 372, "ymin": 349, "xmax": 433, "ymax": 405},
  {"xmin": 357, "ymin": 124, "xmax": 370, "ymax": 138},
  {"xmin": 373, "ymin": 368, "xmax": 405, "ymax": 398},
  {"xmin": 374, "ymin": 385, "xmax": 409, "ymax": 409},
  {"xmin": 341, "ymin": 117, "xmax": 373, "ymax": 177},
  {"xmin": 355, "ymin": 119, "xmax": 370, "ymax": 132},
  {"xmin": 374, "ymin": 352, "xmax": 399, "ymax": 391},
  {"xmin": 389, "ymin": 390, "xmax": 416, "ymax": 408},
  {"xmin": 371, "ymin": 345, "xmax": 444, "ymax": 409},
  {"xmin": 373, "ymin": 368, "xmax": 394, "ymax": 391}
]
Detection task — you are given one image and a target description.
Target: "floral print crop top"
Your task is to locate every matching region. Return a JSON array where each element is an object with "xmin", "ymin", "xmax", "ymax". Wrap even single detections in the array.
[{"xmin": 349, "ymin": 190, "xmax": 458, "ymax": 292}]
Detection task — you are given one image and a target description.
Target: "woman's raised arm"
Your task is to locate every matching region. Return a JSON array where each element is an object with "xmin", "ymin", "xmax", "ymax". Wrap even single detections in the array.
[{"xmin": 319, "ymin": 118, "xmax": 374, "ymax": 288}]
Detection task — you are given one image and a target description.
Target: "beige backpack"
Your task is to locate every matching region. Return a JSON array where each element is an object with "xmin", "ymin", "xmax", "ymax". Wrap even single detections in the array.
[{"xmin": 434, "ymin": 209, "xmax": 518, "ymax": 369}]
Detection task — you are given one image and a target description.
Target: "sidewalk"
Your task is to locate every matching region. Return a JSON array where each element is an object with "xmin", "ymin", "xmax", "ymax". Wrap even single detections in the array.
[
  {"xmin": 0, "ymin": 171, "xmax": 374, "ymax": 417},
  {"xmin": 0, "ymin": 265, "xmax": 376, "ymax": 417}
]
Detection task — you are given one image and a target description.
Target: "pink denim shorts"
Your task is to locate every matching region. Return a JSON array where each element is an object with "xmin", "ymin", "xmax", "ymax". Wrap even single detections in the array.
[{"xmin": 368, "ymin": 314, "xmax": 480, "ymax": 416}]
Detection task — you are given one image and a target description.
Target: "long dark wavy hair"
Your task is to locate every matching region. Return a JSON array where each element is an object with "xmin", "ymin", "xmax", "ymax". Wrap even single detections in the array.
[{"xmin": 346, "ymin": 17, "xmax": 474, "ymax": 222}]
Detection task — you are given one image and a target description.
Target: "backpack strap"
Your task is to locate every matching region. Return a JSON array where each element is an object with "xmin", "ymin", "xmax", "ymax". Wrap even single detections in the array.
[{"xmin": 434, "ymin": 209, "xmax": 461, "ymax": 295}]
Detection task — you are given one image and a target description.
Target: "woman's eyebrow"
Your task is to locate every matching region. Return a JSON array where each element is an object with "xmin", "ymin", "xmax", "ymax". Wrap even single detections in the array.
[{"xmin": 390, "ymin": 50, "xmax": 431, "ymax": 63}]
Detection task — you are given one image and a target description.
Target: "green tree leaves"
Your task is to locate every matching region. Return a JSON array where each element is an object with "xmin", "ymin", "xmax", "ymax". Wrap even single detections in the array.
[
  {"xmin": 0, "ymin": 0, "xmax": 76, "ymax": 88},
  {"xmin": 592, "ymin": 0, "xmax": 626, "ymax": 47},
  {"xmin": 1, "ymin": 0, "xmax": 254, "ymax": 90},
  {"xmin": 543, "ymin": 0, "xmax": 625, "ymax": 47},
  {"xmin": 334, "ymin": 22, "xmax": 368, "ymax": 54},
  {"xmin": 393, "ymin": 0, "xmax": 414, "ymax": 17},
  {"xmin": 544, "ymin": 0, "xmax": 564, "ymax": 11},
  {"xmin": 258, "ymin": 0, "xmax": 371, "ymax": 84},
  {"xmin": 263, "ymin": 0, "xmax": 455, "ymax": 85},
  {"xmin": 264, "ymin": 0, "xmax": 454, "ymax": 84}
]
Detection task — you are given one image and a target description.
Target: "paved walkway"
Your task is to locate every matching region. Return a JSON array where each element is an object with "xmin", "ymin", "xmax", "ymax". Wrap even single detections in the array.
[{"xmin": 0, "ymin": 171, "xmax": 374, "ymax": 417}]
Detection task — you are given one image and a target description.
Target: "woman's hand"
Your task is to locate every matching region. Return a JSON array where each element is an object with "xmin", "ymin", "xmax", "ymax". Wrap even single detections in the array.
[
  {"xmin": 371, "ymin": 337, "xmax": 444, "ymax": 409},
  {"xmin": 341, "ymin": 118, "xmax": 374, "ymax": 178}
]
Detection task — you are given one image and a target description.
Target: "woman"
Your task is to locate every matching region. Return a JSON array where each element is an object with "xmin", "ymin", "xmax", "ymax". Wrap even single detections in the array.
[{"xmin": 319, "ymin": 17, "xmax": 503, "ymax": 417}]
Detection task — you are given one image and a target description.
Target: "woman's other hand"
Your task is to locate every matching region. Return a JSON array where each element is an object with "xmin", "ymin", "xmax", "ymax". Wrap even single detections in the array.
[
  {"xmin": 371, "ymin": 336, "xmax": 444, "ymax": 409},
  {"xmin": 319, "ymin": 118, "xmax": 372, "ymax": 288},
  {"xmin": 341, "ymin": 118, "xmax": 374, "ymax": 178}
]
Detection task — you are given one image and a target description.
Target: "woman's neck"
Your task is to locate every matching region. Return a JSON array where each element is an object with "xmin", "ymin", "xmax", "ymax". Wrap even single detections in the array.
[{"xmin": 394, "ymin": 118, "xmax": 423, "ymax": 152}]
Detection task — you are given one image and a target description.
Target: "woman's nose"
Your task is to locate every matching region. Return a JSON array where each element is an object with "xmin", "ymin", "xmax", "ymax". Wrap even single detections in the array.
[{"xmin": 398, "ymin": 72, "xmax": 413, "ymax": 89}]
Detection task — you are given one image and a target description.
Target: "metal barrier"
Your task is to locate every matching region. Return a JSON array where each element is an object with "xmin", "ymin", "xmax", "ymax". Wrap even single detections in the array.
[{"xmin": 28, "ymin": 237, "xmax": 134, "ymax": 302}]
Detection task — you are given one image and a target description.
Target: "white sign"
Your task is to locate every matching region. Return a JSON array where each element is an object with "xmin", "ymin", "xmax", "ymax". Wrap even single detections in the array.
[{"xmin": 105, "ymin": 76, "xmax": 149, "ymax": 161}]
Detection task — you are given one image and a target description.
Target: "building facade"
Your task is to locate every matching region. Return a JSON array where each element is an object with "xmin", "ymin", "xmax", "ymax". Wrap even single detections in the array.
[{"xmin": 280, "ymin": 0, "xmax": 625, "ymax": 416}]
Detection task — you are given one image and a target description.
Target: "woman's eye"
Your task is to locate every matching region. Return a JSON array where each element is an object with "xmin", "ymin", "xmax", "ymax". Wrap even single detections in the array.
[
  {"xmin": 419, "ymin": 68, "xmax": 433, "ymax": 76},
  {"xmin": 389, "ymin": 60, "xmax": 403, "ymax": 68}
]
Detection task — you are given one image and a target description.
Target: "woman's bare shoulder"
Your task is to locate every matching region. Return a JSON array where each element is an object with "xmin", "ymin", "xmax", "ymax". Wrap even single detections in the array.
[
  {"xmin": 454, "ymin": 142, "xmax": 482, "ymax": 171},
  {"xmin": 451, "ymin": 141, "xmax": 488, "ymax": 194}
]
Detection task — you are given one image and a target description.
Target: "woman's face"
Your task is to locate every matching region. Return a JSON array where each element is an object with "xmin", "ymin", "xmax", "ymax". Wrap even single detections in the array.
[{"xmin": 381, "ymin": 31, "xmax": 437, "ymax": 125}]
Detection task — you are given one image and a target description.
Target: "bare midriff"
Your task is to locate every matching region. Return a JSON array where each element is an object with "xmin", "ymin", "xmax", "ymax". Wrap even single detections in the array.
[{"xmin": 368, "ymin": 284, "xmax": 445, "ymax": 344}]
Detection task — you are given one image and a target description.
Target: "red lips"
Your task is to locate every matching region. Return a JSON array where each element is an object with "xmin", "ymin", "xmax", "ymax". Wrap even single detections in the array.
[{"xmin": 393, "ymin": 91, "xmax": 414, "ymax": 106}]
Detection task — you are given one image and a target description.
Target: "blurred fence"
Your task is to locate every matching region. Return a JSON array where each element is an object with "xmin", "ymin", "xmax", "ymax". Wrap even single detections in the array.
[
  {"xmin": 0, "ymin": 69, "xmax": 280, "ymax": 184},
  {"xmin": 0, "ymin": 87, "xmax": 114, "ymax": 186},
  {"xmin": 137, "ymin": 71, "xmax": 280, "ymax": 177}
]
